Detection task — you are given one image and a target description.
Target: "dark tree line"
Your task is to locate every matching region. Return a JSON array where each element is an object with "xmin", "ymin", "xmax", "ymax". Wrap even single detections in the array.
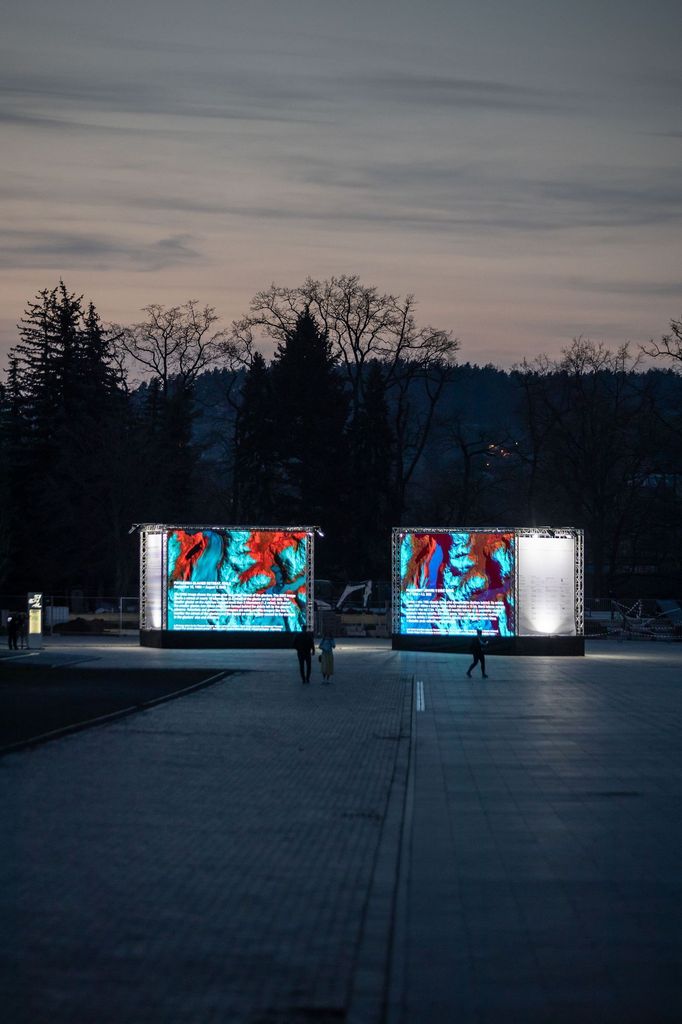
[
  {"xmin": 0, "ymin": 284, "xmax": 232, "ymax": 594},
  {"xmin": 1, "ymin": 283, "xmax": 131, "ymax": 593},
  {"xmin": 1, "ymin": 279, "xmax": 680, "ymax": 597}
]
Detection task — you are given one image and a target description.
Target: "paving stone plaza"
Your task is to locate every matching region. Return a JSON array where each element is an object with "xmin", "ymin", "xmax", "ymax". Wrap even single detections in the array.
[{"xmin": 2, "ymin": 638, "xmax": 681, "ymax": 1022}]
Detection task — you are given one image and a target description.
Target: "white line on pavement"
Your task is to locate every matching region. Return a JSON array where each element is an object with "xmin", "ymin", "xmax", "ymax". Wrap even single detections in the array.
[{"xmin": 416, "ymin": 679, "xmax": 425, "ymax": 712}]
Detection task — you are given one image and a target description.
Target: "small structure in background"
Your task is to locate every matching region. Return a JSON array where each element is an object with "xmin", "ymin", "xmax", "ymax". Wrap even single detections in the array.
[
  {"xmin": 27, "ymin": 592, "xmax": 43, "ymax": 650},
  {"xmin": 315, "ymin": 580, "xmax": 391, "ymax": 638}
]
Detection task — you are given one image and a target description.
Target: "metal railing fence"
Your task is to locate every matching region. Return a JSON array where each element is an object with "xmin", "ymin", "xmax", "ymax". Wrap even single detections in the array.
[
  {"xmin": 2, "ymin": 592, "xmax": 680, "ymax": 640},
  {"xmin": 1, "ymin": 595, "xmax": 140, "ymax": 635}
]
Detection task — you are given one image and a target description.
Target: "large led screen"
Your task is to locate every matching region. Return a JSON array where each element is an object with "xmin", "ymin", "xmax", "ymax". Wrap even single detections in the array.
[
  {"xmin": 398, "ymin": 531, "xmax": 514, "ymax": 636},
  {"xmin": 167, "ymin": 528, "xmax": 308, "ymax": 632}
]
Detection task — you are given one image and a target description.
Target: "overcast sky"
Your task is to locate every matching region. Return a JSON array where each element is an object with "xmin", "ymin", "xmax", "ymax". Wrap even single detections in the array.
[{"xmin": 2, "ymin": 0, "xmax": 681, "ymax": 366}]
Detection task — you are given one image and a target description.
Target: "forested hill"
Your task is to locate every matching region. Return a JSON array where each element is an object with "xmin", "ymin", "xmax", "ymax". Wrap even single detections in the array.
[
  {"xmin": 2, "ymin": 280, "xmax": 680, "ymax": 597},
  {"xmin": 190, "ymin": 363, "xmax": 520, "ymax": 447},
  {"xmin": 190, "ymin": 360, "xmax": 680, "ymax": 452},
  {"xmin": 183, "ymin": 359, "xmax": 681, "ymax": 599}
]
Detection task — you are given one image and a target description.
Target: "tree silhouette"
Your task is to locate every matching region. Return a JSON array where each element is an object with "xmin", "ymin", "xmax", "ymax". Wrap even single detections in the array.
[
  {"xmin": 346, "ymin": 361, "xmax": 394, "ymax": 576},
  {"xmin": 269, "ymin": 310, "xmax": 350, "ymax": 569},
  {"xmin": 3, "ymin": 282, "xmax": 131, "ymax": 591},
  {"xmin": 231, "ymin": 275, "xmax": 459, "ymax": 519},
  {"xmin": 234, "ymin": 352, "xmax": 279, "ymax": 520},
  {"xmin": 642, "ymin": 315, "xmax": 682, "ymax": 369},
  {"xmin": 513, "ymin": 340, "xmax": 662, "ymax": 596},
  {"xmin": 3, "ymin": 282, "xmax": 681, "ymax": 598}
]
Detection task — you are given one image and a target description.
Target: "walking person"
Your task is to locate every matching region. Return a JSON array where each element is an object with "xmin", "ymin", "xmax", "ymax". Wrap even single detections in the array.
[
  {"xmin": 319, "ymin": 633, "xmax": 336, "ymax": 682},
  {"xmin": 16, "ymin": 612, "xmax": 27, "ymax": 649},
  {"xmin": 6, "ymin": 614, "xmax": 19, "ymax": 651},
  {"xmin": 466, "ymin": 628, "xmax": 488, "ymax": 678},
  {"xmin": 293, "ymin": 629, "xmax": 315, "ymax": 684}
]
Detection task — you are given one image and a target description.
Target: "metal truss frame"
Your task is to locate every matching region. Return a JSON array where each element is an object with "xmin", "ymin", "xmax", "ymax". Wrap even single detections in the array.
[
  {"xmin": 304, "ymin": 533, "xmax": 315, "ymax": 631},
  {"xmin": 391, "ymin": 529, "xmax": 402, "ymax": 634},
  {"xmin": 134, "ymin": 523, "xmax": 317, "ymax": 533},
  {"xmin": 139, "ymin": 527, "xmax": 167, "ymax": 631},
  {"xmin": 575, "ymin": 530, "xmax": 585, "ymax": 635},
  {"xmin": 391, "ymin": 525, "xmax": 584, "ymax": 637},
  {"xmin": 139, "ymin": 528, "xmax": 150, "ymax": 631},
  {"xmin": 515, "ymin": 527, "xmax": 584, "ymax": 636}
]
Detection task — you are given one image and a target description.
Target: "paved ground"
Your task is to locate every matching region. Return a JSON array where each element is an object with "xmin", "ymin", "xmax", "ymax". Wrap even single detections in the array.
[
  {"xmin": 0, "ymin": 653, "xmax": 235, "ymax": 749},
  {"xmin": 1, "ymin": 637, "xmax": 681, "ymax": 1022},
  {"xmin": 0, "ymin": 643, "xmax": 237, "ymax": 749},
  {"xmin": 393, "ymin": 643, "xmax": 682, "ymax": 1023}
]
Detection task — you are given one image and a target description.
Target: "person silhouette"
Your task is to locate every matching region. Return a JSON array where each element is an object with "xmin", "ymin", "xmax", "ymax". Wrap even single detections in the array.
[
  {"xmin": 6, "ymin": 614, "xmax": 19, "ymax": 651},
  {"xmin": 16, "ymin": 612, "xmax": 27, "ymax": 649},
  {"xmin": 466, "ymin": 629, "xmax": 488, "ymax": 678},
  {"xmin": 319, "ymin": 633, "xmax": 336, "ymax": 682},
  {"xmin": 293, "ymin": 629, "xmax": 315, "ymax": 683}
]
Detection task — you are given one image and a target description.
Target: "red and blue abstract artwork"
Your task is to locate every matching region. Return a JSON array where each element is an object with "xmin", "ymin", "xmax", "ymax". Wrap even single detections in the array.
[
  {"xmin": 167, "ymin": 528, "xmax": 308, "ymax": 632},
  {"xmin": 399, "ymin": 531, "xmax": 514, "ymax": 636}
]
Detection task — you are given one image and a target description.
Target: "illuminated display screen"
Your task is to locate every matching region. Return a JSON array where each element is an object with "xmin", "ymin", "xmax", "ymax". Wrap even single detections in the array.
[
  {"xmin": 167, "ymin": 528, "xmax": 308, "ymax": 632},
  {"xmin": 518, "ymin": 535, "xmax": 576, "ymax": 636},
  {"xmin": 398, "ymin": 531, "xmax": 515, "ymax": 636}
]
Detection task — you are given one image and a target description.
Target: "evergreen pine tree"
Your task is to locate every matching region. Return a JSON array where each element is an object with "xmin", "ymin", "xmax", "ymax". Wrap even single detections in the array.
[
  {"xmin": 269, "ymin": 311, "xmax": 350, "ymax": 568},
  {"xmin": 4, "ymin": 282, "xmax": 132, "ymax": 591},
  {"xmin": 347, "ymin": 361, "xmax": 395, "ymax": 577},
  {"xmin": 235, "ymin": 352, "xmax": 279, "ymax": 519}
]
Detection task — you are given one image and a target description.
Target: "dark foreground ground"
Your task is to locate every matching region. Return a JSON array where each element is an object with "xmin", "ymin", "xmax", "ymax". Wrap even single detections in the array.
[
  {"xmin": 2, "ymin": 637, "xmax": 681, "ymax": 1023},
  {"xmin": 0, "ymin": 651, "xmax": 233, "ymax": 750}
]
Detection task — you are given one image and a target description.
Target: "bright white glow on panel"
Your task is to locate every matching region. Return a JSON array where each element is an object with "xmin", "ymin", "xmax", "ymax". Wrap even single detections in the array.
[
  {"xmin": 145, "ymin": 533, "xmax": 163, "ymax": 630},
  {"xmin": 518, "ymin": 536, "xmax": 575, "ymax": 636}
]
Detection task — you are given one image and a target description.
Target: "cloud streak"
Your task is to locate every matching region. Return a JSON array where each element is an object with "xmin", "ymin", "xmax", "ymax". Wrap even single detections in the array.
[
  {"xmin": 0, "ymin": 67, "xmax": 330, "ymax": 127},
  {"xmin": 564, "ymin": 277, "xmax": 682, "ymax": 298},
  {"xmin": 0, "ymin": 230, "xmax": 202, "ymax": 271},
  {"xmin": 290, "ymin": 155, "xmax": 682, "ymax": 232},
  {"xmin": 0, "ymin": 61, "xmax": 577, "ymax": 136},
  {"xmin": 4, "ymin": 162, "xmax": 680, "ymax": 240},
  {"xmin": 356, "ymin": 72, "xmax": 574, "ymax": 114}
]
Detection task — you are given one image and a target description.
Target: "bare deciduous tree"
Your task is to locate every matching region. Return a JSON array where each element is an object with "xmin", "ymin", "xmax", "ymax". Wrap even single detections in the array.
[
  {"xmin": 232, "ymin": 274, "xmax": 458, "ymax": 409},
  {"xmin": 436, "ymin": 417, "xmax": 519, "ymax": 522},
  {"xmin": 119, "ymin": 300, "xmax": 238, "ymax": 392},
  {"xmin": 514, "ymin": 338, "xmax": 660, "ymax": 595},
  {"xmin": 642, "ymin": 315, "xmax": 682, "ymax": 368},
  {"xmin": 231, "ymin": 275, "xmax": 460, "ymax": 516}
]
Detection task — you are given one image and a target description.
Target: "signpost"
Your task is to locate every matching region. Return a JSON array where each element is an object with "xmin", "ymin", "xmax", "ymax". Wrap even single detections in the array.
[{"xmin": 27, "ymin": 592, "xmax": 43, "ymax": 650}]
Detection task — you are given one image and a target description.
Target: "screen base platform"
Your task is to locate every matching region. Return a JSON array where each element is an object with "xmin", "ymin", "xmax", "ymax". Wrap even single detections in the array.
[
  {"xmin": 140, "ymin": 630, "xmax": 303, "ymax": 649},
  {"xmin": 391, "ymin": 635, "xmax": 585, "ymax": 656}
]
